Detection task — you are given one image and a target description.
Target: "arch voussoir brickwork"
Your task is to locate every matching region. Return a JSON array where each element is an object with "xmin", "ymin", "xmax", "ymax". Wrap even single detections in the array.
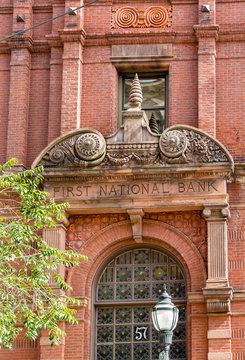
[{"xmin": 67, "ymin": 219, "xmax": 206, "ymax": 297}]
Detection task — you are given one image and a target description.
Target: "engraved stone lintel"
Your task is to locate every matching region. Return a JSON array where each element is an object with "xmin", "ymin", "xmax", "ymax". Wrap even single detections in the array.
[
  {"xmin": 203, "ymin": 286, "xmax": 233, "ymax": 313},
  {"xmin": 127, "ymin": 208, "xmax": 144, "ymax": 242}
]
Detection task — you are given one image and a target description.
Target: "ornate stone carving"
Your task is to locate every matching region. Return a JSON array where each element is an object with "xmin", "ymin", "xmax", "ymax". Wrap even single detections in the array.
[
  {"xmin": 34, "ymin": 125, "xmax": 233, "ymax": 170},
  {"xmin": 113, "ymin": 7, "xmax": 138, "ymax": 28},
  {"xmin": 144, "ymin": 6, "xmax": 169, "ymax": 28},
  {"xmin": 160, "ymin": 129, "xmax": 188, "ymax": 158},
  {"xmin": 128, "ymin": 73, "xmax": 142, "ymax": 109},
  {"xmin": 149, "ymin": 113, "xmax": 159, "ymax": 134},
  {"xmin": 37, "ymin": 129, "xmax": 106, "ymax": 168},
  {"xmin": 112, "ymin": 6, "xmax": 172, "ymax": 29},
  {"xmin": 75, "ymin": 132, "xmax": 105, "ymax": 161},
  {"xmin": 158, "ymin": 127, "xmax": 230, "ymax": 164}
]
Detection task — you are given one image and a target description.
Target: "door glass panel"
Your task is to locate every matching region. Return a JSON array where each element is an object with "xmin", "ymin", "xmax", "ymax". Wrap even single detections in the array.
[{"xmin": 96, "ymin": 249, "xmax": 187, "ymax": 360}]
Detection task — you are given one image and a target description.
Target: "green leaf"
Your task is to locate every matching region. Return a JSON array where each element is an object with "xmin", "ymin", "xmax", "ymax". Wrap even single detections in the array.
[{"xmin": 0, "ymin": 159, "xmax": 86, "ymax": 349}]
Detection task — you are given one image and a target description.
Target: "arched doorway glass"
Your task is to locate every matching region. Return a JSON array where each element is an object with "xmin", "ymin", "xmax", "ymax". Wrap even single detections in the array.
[{"xmin": 94, "ymin": 248, "xmax": 187, "ymax": 360}]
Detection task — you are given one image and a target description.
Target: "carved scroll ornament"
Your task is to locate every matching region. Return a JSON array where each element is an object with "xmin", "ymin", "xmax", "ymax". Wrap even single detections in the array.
[
  {"xmin": 112, "ymin": 6, "xmax": 172, "ymax": 29},
  {"xmin": 36, "ymin": 129, "xmax": 106, "ymax": 168}
]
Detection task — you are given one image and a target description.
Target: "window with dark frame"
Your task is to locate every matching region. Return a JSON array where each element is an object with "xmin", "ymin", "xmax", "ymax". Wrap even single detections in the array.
[
  {"xmin": 118, "ymin": 73, "xmax": 168, "ymax": 133},
  {"xmin": 95, "ymin": 248, "xmax": 187, "ymax": 360}
]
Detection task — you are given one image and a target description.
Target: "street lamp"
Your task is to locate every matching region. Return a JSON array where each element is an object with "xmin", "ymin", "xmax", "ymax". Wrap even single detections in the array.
[{"xmin": 152, "ymin": 284, "xmax": 179, "ymax": 360}]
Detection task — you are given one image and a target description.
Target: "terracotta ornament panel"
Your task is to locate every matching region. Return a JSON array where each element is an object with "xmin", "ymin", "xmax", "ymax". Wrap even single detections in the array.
[{"xmin": 112, "ymin": 6, "xmax": 172, "ymax": 29}]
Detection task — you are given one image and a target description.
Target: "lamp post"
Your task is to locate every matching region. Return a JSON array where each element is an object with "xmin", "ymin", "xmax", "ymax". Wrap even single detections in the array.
[{"xmin": 152, "ymin": 284, "xmax": 179, "ymax": 360}]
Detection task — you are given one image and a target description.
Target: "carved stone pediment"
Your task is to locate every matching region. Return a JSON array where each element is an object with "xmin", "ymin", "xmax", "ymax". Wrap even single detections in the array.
[
  {"xmin": 32, "ymin": 125, "xmax": 233, "ymax": 170},
  {"xmin": 32, "ymin": 74, "xmax": 233, "ymax": 172}
]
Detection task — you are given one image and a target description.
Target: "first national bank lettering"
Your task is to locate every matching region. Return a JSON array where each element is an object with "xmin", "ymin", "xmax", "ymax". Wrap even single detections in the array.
[{"xmin": 50, "ymin": 180, "xmax": 221, "ymax": 199}]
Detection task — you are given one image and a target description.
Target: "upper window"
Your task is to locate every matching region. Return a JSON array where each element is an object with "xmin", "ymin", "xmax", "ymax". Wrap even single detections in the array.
[{"xmin": 118, "ymin": 73, "xmax": 168, "ymax": 133}]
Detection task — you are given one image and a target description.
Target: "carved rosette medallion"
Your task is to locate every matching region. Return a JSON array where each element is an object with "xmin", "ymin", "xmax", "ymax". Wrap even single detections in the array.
[
  {"xmin": 160, "ymin": 129, "xmax": 188, "ymax": 158},
  {"xmin": 112, "ymin": 6, "xmax": 172, "ymax": 29},
  {"xmin": 114, "ymin": 7, "xmax": 138, "ymax": 28},
  {"xmin": 144, "ymin": 7, "xmax": 169, "ymax": 28},
  {"xmin": 75, "ymin": 133, "xmax": 105, "ymax": 161}
]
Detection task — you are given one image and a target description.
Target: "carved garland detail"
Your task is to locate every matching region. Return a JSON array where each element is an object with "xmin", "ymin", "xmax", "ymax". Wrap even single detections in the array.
[{"xmin": 112, "ymin": 6, "xmax": 172, "ymax": 29}]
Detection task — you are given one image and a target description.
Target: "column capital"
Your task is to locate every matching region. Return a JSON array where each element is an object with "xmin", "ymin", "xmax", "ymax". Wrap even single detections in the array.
[
  {"xmin": 203, "ymin": 204, "xmax": 230, "ymax": 221},
  {"xmin": 194, "ymin": 24, "xmax": 219, "ymax": 40}
]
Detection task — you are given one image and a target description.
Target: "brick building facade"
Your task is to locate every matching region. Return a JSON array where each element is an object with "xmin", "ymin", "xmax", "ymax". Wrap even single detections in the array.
[{"xmin": 1, "ymin": 0, "xmax": 245, "ymax": 359}]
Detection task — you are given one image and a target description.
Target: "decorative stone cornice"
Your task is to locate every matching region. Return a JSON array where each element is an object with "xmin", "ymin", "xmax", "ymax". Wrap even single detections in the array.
[{"xmin": 194, "ymin": 24, "xmax": 219, "ymax": 40}]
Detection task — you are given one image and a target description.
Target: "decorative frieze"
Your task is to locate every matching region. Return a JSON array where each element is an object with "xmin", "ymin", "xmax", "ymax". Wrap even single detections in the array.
[{"xmin": 112, "ymin": 6, "xmax": 172, "ymax": 29}]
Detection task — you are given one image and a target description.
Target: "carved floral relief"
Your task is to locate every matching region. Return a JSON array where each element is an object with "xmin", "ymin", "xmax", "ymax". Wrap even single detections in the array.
[{"xmin": 111, "ymin": 6, "xmax": 172, "ymax": 29}]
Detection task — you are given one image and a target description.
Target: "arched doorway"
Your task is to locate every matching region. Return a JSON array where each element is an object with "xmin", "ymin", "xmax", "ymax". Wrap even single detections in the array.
[{"xmin": 94, "ymin": 247, "xmax": 187, "ymax": 360}]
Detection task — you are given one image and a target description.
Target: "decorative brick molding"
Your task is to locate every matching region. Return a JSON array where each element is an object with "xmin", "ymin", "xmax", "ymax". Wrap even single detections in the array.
[
  {"xmin": 194, "ymin": 24, "xmax": 219, "ymax": 40},
  {"xmin": 232, "ymin": 329, "xmax": 245, "ymax": 339},
  {"xmin": 112, "ymin": 6, "xmax": 172, "ymax": 29},
  {"xmin": 233, "ymin": 353, "xmax": 245, "ymax": 360}
]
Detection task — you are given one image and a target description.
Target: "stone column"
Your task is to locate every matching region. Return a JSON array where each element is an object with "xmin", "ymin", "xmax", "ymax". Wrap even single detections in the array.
[
  {"xmin": 59, "ymin": 0, "xmax": 85, "ymax": 134},
  {"xmin": 6, "ymin": 0, "xmax": 33, "ymax": 166}
]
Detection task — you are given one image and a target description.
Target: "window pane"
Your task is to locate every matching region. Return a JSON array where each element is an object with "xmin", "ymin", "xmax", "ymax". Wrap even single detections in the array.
[{"xmin": 124, "ymin": 78, "xmax": 165, "ymax": 109}]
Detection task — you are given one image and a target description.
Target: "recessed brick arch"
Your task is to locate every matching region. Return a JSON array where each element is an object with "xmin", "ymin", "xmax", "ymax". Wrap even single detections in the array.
[{"xmin": 67, "ymin": 219, "xmax": 206, "ymax": 297}]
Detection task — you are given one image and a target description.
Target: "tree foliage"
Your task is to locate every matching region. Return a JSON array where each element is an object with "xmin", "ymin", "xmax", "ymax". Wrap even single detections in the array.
[{"xmin": 0, "ymin": 159, "xmax": 86, "ymax": 349}]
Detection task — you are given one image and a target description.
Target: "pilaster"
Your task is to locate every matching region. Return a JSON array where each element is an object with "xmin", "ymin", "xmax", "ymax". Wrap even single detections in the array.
[
  {"xmin": 194, "ymin": 0, "xmax": 218, "ymax": 137},
  {"xmin": 202, "ymin": 204, "xmax": 232, "ymax": 360},
  {"xmin": 60, "ymin": 0, "xmax": 85, "ymax": 134},
  {"xmin": 40, "ymin": 222, "xmax": 68, "ymax": 360},
  {"xmin": 194, "ymin": 24, "xmax": 219, "ymax": 138},
  {"xmin": 6, "ymin": 0, "xmax": 33, "ymax": 166},
  {"xmin": 42, "ymin": 223, "xmax": 67, "ymax": 290},
  {"xmin": 203, "ymin": 204, "xmax": 230, "ymax": 290},
  {"xmin": 46, "ymin": 0, "xmax": 64, "ymax": 143}
]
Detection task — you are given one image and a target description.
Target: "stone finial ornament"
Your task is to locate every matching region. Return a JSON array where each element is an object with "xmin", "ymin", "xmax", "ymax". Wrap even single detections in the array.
[
  {"xmin": 128, "ymin": 73, "xmax": 143, "ymax": 110},
  {"xmin": 149, "ymin": 113, "xmax": 159, "ymax": 134}
]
